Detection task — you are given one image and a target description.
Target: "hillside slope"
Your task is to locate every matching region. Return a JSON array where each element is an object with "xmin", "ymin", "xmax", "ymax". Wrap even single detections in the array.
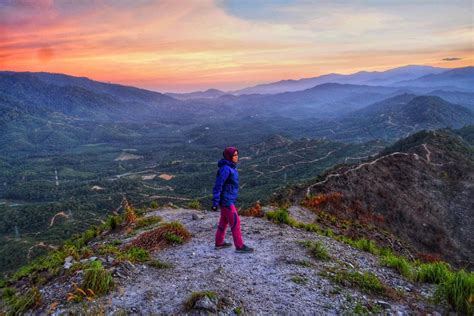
[{"xmin": 274, "ymin": 129, "xmax": 474, "ymax": 268}]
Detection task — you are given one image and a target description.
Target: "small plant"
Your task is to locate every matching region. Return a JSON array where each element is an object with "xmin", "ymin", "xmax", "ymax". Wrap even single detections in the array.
[
  {"xmin": 291, "ymin": 275, "xmax": 308, "ymax": 285},
  {"xmin": 285, "ymin": 258, "xmax": 313, "ymax": 267},
  {"xmin": 81, "ymin": 261, "xmax": 113, "ymax": 296},
  {"xmin": 352, "ymin": 238, "xmax": 380, "ymax": 255},
  {"xmin": 111, "ymin": 239, "xmax": 122, "ymax": 246},
  {"xmin": 381, "ymin": 253, "xmax": 413, "ymax": 279},
  {"xmin": 187, "ymin": 200, "xmax": 202, "ymax": 210},
  {"xmin": 323, "ymin": 268, "xmax": 387, "ymax": 296},
  {"xmin": 415, "ymin": 262, "xmax": 451, "ymax": 284},
  {"xmin": 148, "ymin": 259, "xmax": 173, "ymax": 269},
  {"xmin": 104, "ymin": 215, "xmax": 122, "ymax": 231},
  {"xmin": 150, "ymin": 200, "xmax": 159, "ymax": 209},
  {"xmin": 164, "ymin": 232, "xmax": 184, "ymax": 244},
  {"xmin": 124, "ymin": 247, "xmax": 150, "ymax": 263},
  {"xmin": 353, "ymin": 301, "xmax": 369, "ymax": 315},
  {"xmin": 3, "ymin": 287, "xmax": 42, "ymax": 314},
  {"xmin": 297, "ymin": 222, "xmax": 322, "ymax": 233},
  {"xmin": 184, "ymin": 291, "xmax": 218, "ymax": 311},
  {"xmin": 265, "ymin": 208, "xmax": 297, "ymax": 226},
  {"xmin": 67, "ymin": 283, "xmax": 95, "ymax": 302},
  {"xmin": 300, "ymin": 240, "xmax": 330, "ymax": 260},
  {"xmin": 135, "ymin": 215, "xmax": 162, "ymax": 230},
  {"xmin": 123, "ymin": 198, "xmax": 137, "ymax": 225},
  {"xmin": 434, "ymin": 269, "xmax": 473, "ymax": 314},
  {"xmin": 241, "ymin": 201, "xmax": 264, "ymax": 217}
]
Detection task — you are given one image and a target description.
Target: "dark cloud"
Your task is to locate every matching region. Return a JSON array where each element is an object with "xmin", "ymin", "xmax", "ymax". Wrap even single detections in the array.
[{"xmin": 442, "ymin": 57, "xmax": 461, "ymax": 61}]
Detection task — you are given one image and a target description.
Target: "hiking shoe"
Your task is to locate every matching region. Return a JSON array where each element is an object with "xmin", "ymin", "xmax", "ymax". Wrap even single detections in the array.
[
  {"xmin": 215, "ymin": 242, "xmax": 232, "ymax": 250},
  {"xmin": 236, "ymin": 245, "xmax": 254, "ymax": 253}
]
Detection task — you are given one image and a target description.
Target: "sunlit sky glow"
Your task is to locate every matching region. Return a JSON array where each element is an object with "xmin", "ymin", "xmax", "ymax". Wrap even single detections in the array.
[{"xmin": 1, "ymin": 0, "xmax": 473, "ymax": 92}]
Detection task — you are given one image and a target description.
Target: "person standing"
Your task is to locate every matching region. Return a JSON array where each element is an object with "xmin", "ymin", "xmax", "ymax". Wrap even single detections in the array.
[{"xmin": 212, "ymin": 147, "xmax": 254, "ymax": 253}]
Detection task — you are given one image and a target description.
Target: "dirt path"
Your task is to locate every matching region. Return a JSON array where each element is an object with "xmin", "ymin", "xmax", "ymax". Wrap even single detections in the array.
[
  {"xmin": 306, "ymin": 151, "xmax": 412, "ymax": 196},
  {"xmin": 92, "ymin": 208, "xmax": 439, "ymax": 314}
]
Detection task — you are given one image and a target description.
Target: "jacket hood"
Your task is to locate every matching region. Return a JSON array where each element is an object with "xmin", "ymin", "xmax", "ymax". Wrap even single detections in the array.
[{"xmin": 218, "ymin": 158, "xmax": 236, "ymax": 168}]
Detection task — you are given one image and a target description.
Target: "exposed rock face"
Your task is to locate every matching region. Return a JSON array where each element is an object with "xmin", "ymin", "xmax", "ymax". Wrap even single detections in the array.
[{"xmin": 275, "ymin": 130, "xmax": 474, "ymax": 268}]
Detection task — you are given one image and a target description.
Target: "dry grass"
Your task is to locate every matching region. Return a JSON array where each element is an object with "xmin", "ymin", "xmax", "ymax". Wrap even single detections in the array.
[{"xmin": 129, "ymin": 221, "xmax": 191, "ymax": 251}]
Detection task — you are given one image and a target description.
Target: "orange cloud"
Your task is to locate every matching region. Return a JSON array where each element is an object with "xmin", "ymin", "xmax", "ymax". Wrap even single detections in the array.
[{"xmin": 1, "ymin": 0, "xmax": 473, "ymax": 92}]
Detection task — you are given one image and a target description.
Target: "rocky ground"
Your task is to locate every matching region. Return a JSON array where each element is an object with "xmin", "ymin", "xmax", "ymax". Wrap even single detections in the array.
[{"xmin": 41, "ymin": 206, "xmax": 444, "ymax": 315}]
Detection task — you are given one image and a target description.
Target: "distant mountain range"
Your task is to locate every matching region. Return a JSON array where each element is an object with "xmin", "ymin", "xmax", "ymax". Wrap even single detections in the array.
[
  {"xmin": 1, "ymin": 70, "xmax": 473, "ymax": 151},
  {"xmin": 392, "ymin": 67, "xmax": 474, "ymax": 92},
  {"xmin": 163, "ymin": 65, "xmax": 472, "ymax": 98},
  {"xmin": 165, "ymin": 89, "xmax": 227, "ymax": 100},
  {"xmin": 231, "ymin": 65, "xmax": 450, "ymax": 95}
]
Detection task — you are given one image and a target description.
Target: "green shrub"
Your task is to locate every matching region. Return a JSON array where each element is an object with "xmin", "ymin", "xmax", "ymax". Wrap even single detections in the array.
[
  {"xmin": 82, "ymin": 261, "xmax": 113, "ymax": 296},
  {"xmin": 381, "ymin": 253, "xmax": 413, "ymax": 279},
  {"xmin": 188, "ymin": 200, "xmax": 202, "ymax": 210},
  {"xmin": 300, "ymin": 240, "xmax": 330, "ymax": 260},
  {"xmin": 12, "ymin": 249, "xmax": 67, "ymax": 280},
  {"xmin": 124, "ymin": 247, "xmax": 150, "ymax": 263},
  {"xmin": 415, "ymin": 262, "xmax": 452, "ymax": 284},
  {"xmin": 150, "ymin": 201, "xmax": 159, "ymax": 209},
  {"xmin": 266, "ymin": 209, "xmax": 297, "ymax": 226},
  {"xmin": 102, "ymin": 215, "xmax": 122, "ymax": 231},
  {"xmin": 163, "ymin": 232, "xmax": 184, "ymax": 244},
  {"xmin": 352, "ymin": 239, "xmax": 380, "ymax": 255},
  {"xmin": 434, "ymin": 269, "xmax": 474, "ymax": 314}
]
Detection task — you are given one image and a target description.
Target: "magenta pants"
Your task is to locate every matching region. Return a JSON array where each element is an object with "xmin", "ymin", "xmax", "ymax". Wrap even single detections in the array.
[{"xmin": 215, "ymin": 204, "xmax": 244, "ymax": 249}]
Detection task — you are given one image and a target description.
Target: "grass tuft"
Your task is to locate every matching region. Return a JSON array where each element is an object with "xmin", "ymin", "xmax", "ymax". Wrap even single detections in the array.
[
  {"xmin": 381, "ymin": 253, "xmax": 413, "ymax": 279},
  {"xmin": 434, "ymin": 269, "xmax": 473, "ymax": 314},
  {"xmin": 187, "ymin": 200, "xmax": 203, "ymax": 210},
  {"xmin": 3, "ymin": 286, "xmax": 41, "ymax": 314},
  {"xmin": 148, "ymin": 259, "xmax": 173, "ymax": 269},
  {"xmin": 81, "ymin": 260, "xmax": 113, "ymax": 296},
  {"xmin": 299, "ymin": 240, "xmax": 331, "ymax": 261},
  {"xmin": 415, "ymin": 262, "xmax": 451, "ymax": 284},
  {"xmin": 324, "ymin": 269, "xmax": 387, "ymax": 296},
  {"xmin": 291, "ymin": 275, "xmax": 308, "ymax": 285},
  {"xmin": 124, "ymin": 247, "xmax": 150, "ymax": 263},
  {"xmin": 184, "ymin": 291, "xmax": 218, "ymax": 311},
  {"xmin": 265, "ymin": 209, "xmax": 297, "ymax": 226},
  {"xmin": 135, "ymin": 215, "xmax": 162, "ymax": 230}
]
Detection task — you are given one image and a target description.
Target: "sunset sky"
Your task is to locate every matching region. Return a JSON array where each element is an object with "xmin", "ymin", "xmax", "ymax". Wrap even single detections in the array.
[{"xmin": 1, "ymin": 0, "xmax": 473, "ymax": 92}]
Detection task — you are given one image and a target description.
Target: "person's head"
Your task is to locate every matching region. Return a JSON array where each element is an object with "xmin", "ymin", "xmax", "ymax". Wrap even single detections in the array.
[{"xmin": 223, "ymin": 146, "xmax": 239, "ymax": 163}]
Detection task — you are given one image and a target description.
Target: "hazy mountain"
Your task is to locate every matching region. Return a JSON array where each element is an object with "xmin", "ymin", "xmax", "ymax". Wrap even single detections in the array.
[
  {"xmin": 0, "ymin": 72, "xmax": 236, "ymax": 126},
  {"xmin": 165, "ymin": 88, "xmax": 227, "ymax": 100},
  {"xmin": 426, "ymin": 90, "xmax": 474, "ymax": 112},
  {"xmin": 232, "ymin": 65, "xmax": 448, "ymax": 95},
  {"xmin": 274, "ymin": 128, "xmax": 474, "ymax": 268},
  {"xmin": 4, "ymin": 71, "xmax": 175, "ymax": 104},
  {"xmin": 354, "ymin": 95, "xmax": 474, "ymax": 128},
  {"xmin": 220, "ymin": 83, "xmax": 418, "ymax": 119},
  {"xmin": 392, "ymin": 67, "xmax": 474, "ymax": 92}
]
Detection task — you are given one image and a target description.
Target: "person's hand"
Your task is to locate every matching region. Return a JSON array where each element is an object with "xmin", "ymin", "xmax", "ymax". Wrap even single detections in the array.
[{"xmin": 211, "ymin": 206, "xmax": 218, "ymax": 212}]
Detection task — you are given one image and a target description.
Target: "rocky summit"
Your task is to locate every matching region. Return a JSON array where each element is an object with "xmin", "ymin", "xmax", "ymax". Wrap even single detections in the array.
[{"xmin": 1, "ymin": 207, "xmax": 446, "ymax": 314}]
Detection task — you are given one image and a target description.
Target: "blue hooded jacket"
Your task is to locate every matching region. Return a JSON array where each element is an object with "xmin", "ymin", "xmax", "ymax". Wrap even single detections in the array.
[{"xmin": 212, "ymin": 158, "xmax": 239, "ymax": 207}]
